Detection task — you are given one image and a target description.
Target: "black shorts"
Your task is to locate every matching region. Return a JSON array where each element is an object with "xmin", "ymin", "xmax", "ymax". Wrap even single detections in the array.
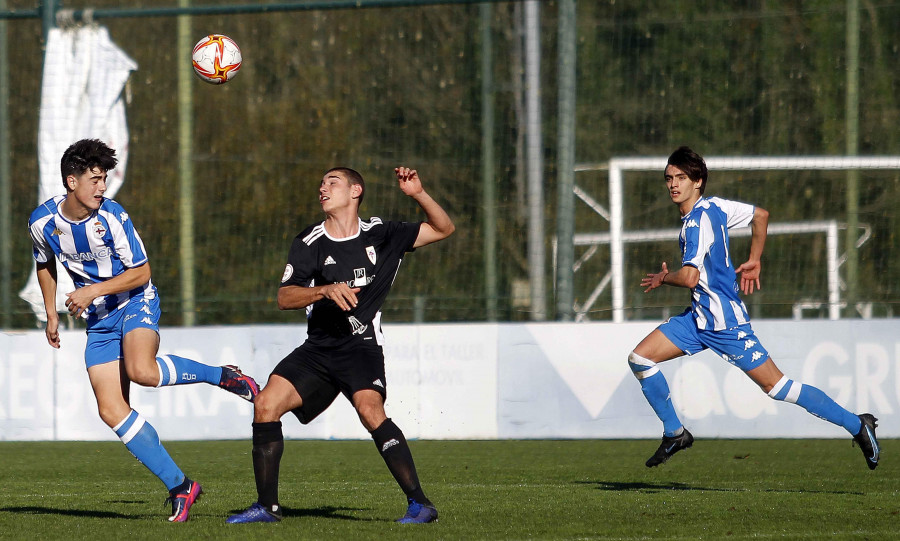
[{"xmin": 272, "ymin": 342, "xmax": 387, "ymax": 424}]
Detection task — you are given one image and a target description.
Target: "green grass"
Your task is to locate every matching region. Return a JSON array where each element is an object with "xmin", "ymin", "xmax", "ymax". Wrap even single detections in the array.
[{"xmin": 0, "ymin": 439, "xmax": 895, "ymax": 540}]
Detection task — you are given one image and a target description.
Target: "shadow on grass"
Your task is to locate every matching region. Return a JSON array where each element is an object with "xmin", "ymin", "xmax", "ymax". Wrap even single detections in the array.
[
  {"xmin": 580, "ymin": 480, "xmax": 728, "ymax": 493},
  {"xmin": 0, "ymin": 506, "xmax": 138, "ymax": 519},
  {"xmin": 227, "ymin": 505, "xmax": 375, "ymax": 522},
  {"xmin": 578, "ymin": 480, "xmax": 864, "ymax": 496}
]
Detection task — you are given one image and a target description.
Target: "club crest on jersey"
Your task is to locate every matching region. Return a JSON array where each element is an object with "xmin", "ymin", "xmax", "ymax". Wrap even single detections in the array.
[
  {"xmin": 281, "ymin": 264, "xmax": 293, "ymax": 283},
  {"xmin": 51, "ymin": 228, "xmax": 64, "ymax": 236},
  {"xmin": 92, "ymin": 221, "xmax": 106, "ymax": 238},
  {"xmin": 365, "ymin": 245, "xmax": 376, "ymax": 264}
]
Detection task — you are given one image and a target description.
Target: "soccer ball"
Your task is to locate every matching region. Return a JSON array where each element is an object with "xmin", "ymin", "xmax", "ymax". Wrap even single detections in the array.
[{"xmin": 191, "ymin": 34, "xmax": 242, "ymax": 84}]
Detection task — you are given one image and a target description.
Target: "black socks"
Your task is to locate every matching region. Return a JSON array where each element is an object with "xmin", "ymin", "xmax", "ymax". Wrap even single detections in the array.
[
  {"xmin": 252, "ymin": 421, "xmax": 284, "ymax": 509},
  {"xmin": 370, "ymin": 418, "xmax": 431, "ymax": 506}
]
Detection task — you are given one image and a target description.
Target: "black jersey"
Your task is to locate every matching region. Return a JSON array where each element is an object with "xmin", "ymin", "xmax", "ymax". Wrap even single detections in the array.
[{"xmin": 280, "ymin": 217, "xmax": 421, "ymax": 347}]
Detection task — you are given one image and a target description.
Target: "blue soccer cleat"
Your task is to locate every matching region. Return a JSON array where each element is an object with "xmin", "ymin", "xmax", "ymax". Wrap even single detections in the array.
[
  {"xmin": 395, "ymin": 499, "xmax": 438, "ymax": 524},
  {"xmin": 218, "ymin": 365, "xmax": 260, "ymax": 402},
  {"xmin": 226, "ymin": 502, "xmax": 283, "ymax": 524},
  {"xmin": 166, "ymin": 479, "xmax": 202, "ymax": 522}
]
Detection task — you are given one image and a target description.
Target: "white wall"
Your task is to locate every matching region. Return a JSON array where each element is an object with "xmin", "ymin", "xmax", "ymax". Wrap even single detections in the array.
[{"xmin": 2, "ymin": 320, "xmax": 898, "ymax": 441}]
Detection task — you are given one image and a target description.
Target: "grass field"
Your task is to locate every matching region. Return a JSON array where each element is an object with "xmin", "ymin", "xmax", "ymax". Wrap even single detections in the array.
[{"xmin": 0, "ymin": 438, "xmax": 895, "ymax": 540}]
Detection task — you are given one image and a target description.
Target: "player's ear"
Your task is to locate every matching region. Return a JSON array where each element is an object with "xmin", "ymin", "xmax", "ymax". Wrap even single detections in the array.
[
  {"xmin": 66, "ymin": 175, "xmax": 77, "ymax": 191},
  {"xmin": 351, "ymin": 183, "xmax": 362, "ymax": 199}
]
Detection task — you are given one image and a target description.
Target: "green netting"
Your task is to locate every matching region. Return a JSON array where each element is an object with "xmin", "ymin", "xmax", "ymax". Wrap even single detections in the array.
[{"xmin": 3, "ymin": 1, "xmax": 898, "ymax": 328}]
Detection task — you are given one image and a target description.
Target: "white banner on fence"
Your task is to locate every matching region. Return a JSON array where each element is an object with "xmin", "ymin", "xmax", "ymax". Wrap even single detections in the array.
[{"xmin": 1, "ymin": 320, "xmax": 897, "ymax": 441}]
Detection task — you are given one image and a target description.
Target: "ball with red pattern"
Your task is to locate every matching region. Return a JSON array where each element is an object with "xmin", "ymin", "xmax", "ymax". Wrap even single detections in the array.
[{"xmin": 191, "ymin": 34, "xmax": 242, "ymax": 84}]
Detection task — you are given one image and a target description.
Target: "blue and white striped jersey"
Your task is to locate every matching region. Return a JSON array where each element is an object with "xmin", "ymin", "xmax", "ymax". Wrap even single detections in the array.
[
  {"xmin": 28, "ymin": 195, "xmax": 156, "ymax": 324},
  {"xmin": 679, "ymin": 196, "xmax": 755, "ymax": 331}
]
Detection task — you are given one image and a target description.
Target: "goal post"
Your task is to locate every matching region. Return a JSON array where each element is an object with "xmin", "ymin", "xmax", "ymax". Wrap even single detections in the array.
[{"xmin": 575, "ymin": 156, "xmax": 900, "ymax": 323}]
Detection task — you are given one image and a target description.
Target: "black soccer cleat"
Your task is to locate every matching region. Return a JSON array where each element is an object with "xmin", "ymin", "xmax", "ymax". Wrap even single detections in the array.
[
  {"xmin": 853, "ymin": 414, "xmax": 879, "ymax": 470},
  {"xmin": 646, "ymin": 429, "xmax": 694, "ymax": 467}
]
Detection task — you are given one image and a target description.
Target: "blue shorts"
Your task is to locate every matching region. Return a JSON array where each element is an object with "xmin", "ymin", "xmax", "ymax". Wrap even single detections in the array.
[
  {"xmin": 84, "ymin": 295, "xmax": 161, "ymax": 368},
  {"xmin": 658, "ymin": 309, "xmax": 770, "ymax": 372}
]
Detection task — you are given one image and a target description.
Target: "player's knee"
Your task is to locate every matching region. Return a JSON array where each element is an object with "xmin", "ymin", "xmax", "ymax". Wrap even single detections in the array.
[
  {"xmin": 252, "ymin": 390, "xmax": 285, "ymax": 423},
  {"xmin": 125, "ymin": 361, "xmax": 160, "ymax": 387},
  {"xmin": 355, "ymin": 403, "xmax": 387, "ymax": 432},
  {"xmin": 628, "ymin": 351, "xmax": 659, "ymax": 380},
  {"xmin": 95, "ymin": 403, "xmax": 130, "ymax": 428}
]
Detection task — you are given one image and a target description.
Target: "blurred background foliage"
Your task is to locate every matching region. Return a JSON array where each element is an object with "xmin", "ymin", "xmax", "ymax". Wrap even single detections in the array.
[{"xmin": 3, "ymin": 0, "xmax": 899, "ymax": 328}]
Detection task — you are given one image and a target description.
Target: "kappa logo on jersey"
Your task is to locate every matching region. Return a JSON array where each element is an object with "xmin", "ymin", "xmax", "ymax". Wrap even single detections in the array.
[
  {"xmin": 365, "ymin": 245, "xmax": 376, "ymax": 264},
  {"xmin": 281, "ymin": 264, "xmax": 293, "ymax": 283},
  {"xmin": 140, "ymin": 317, "xmax": 153, "ymax": 325},
  {"xmin": 140, "ymin": 305, "xmax": 153, "ymax": 315},
  {"xmin": 685, "ymin": 219, "xmax": 699, "ymax": 228},
  {"xmin": 324, "ymin": 255, "xmax": 337, "ymax": 266},
  {"xmin": 120, "ymin": 212, "xmax": 129, "ymax": 223},
  {"xmin": 51, "ymin": 228, "xmax": 64, "ymax": 236},
  {"xmin": 93, "ymin": 221, "xmax": 106, "ymax": 238},
  {"xmin": 743, "ymin": 339, "xmax": 757, "ymax": 350},
  {"xmin": 752, "ymin": 351, "xmax": 765, "ymax": 362},
  {"xmin": 737, "ymin": 331, "xmax": 747, "ymax": 340}
]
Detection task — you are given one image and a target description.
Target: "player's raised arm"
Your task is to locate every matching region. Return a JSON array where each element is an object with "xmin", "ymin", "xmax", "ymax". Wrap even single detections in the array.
[
  {"xmin": 735, "ymin": 206, "xmax": 769, "ymax": 295},
  {"xmin": 395, "ymin": 167, "xmax": 455, "ymax": 248}
]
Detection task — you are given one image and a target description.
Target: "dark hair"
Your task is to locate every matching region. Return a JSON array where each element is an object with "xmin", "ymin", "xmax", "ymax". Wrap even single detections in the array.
[
  {"xmin": 324, "ymin": 166, "xmax": 365, "ymax": 206},
  {"xmin": 60, "ymin": 139, "xmax": 118, "ymax": 191},
  {"xmin": 666, "ymin": 146, "xmax": 708, "ymax": 194}
]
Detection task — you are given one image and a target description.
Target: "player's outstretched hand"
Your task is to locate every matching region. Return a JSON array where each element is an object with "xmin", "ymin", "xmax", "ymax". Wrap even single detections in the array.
[
  {"xmin": 395, "ymin": 166, "xmax": 424, "ymax": 197},
  {"xmin": 641, "ymin": 262, "xmax": 669, "ymax": 293},
  {"xmin": 322, "ymin": 283, "xmax": 361, "ymax": 311},
  {"xmin": 735, "ymin": 259, "xmax": 762, "ymax": 295}
]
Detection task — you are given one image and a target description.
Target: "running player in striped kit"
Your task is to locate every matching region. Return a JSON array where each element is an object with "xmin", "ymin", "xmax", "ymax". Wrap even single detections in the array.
[
  {"xmin": 28, "ymin": 139, "xmax": 260, "ymax": 522},
  {"xmin": 630, "ymin": 146, "xmax": 880, "ymax": 470}
]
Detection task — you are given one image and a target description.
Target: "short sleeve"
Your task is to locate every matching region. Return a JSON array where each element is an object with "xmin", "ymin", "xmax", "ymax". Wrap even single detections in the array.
[
  {"xmin": 101, "ymin": 200, "xmax": 148, "ymax": 268},
  {"xmin": 385, "ymin": 220, "xmax": 422, "ymax": 253},
  {"xmin": 281, "ymin": 235, "xmax": 317, "ymax": 288},
  {"xmin": 709, "ymin": 197, "xmax": 755, "ymax": 229},
  {"xmin": 29, "ymin": 220, "xmax": 54, "ymax": 264}
]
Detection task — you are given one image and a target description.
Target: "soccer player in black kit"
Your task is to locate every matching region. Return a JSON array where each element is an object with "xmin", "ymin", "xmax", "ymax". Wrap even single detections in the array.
[{"xmin": 227, "ymin": 166, "xmax": 454, "ymax": 524}]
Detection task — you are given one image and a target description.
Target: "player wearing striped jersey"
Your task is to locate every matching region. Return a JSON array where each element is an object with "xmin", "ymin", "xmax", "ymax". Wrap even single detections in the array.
[
  {"xmin": 227, "ymin": 166, "xmax": 454, "ymax": 525},
  {"xmin": 629, "ymin": 146, "xmax": 879, "ymax": 470},
  {"xmin": 29, "ymin": 139, "xmax": 260, "ymax": 522}
]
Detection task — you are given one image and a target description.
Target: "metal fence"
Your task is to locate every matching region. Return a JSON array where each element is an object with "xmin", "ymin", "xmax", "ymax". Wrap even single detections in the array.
[{"xmin": 2, "ymin": 0, "xmax": 898, "ymax": 329}]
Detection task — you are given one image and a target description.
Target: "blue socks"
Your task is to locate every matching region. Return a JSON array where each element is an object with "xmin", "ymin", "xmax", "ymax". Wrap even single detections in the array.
[
  {"xmin": 155, "ymin": 354, "xmax": 223, "ymax": 387},
  {"xmin": 629, "ymin": 352, "xmax": 683, "ymax": 437},
  {"xmin": 630, "ymin": 351, "xmax": 863, "ymax": 437},
  {"xmin": 767, "ymin": 376, "xmax": 862, "ymax": 435},
  {"xmin": 113, "ymin": 410, "xmax": 184, "ymax": 490}
]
